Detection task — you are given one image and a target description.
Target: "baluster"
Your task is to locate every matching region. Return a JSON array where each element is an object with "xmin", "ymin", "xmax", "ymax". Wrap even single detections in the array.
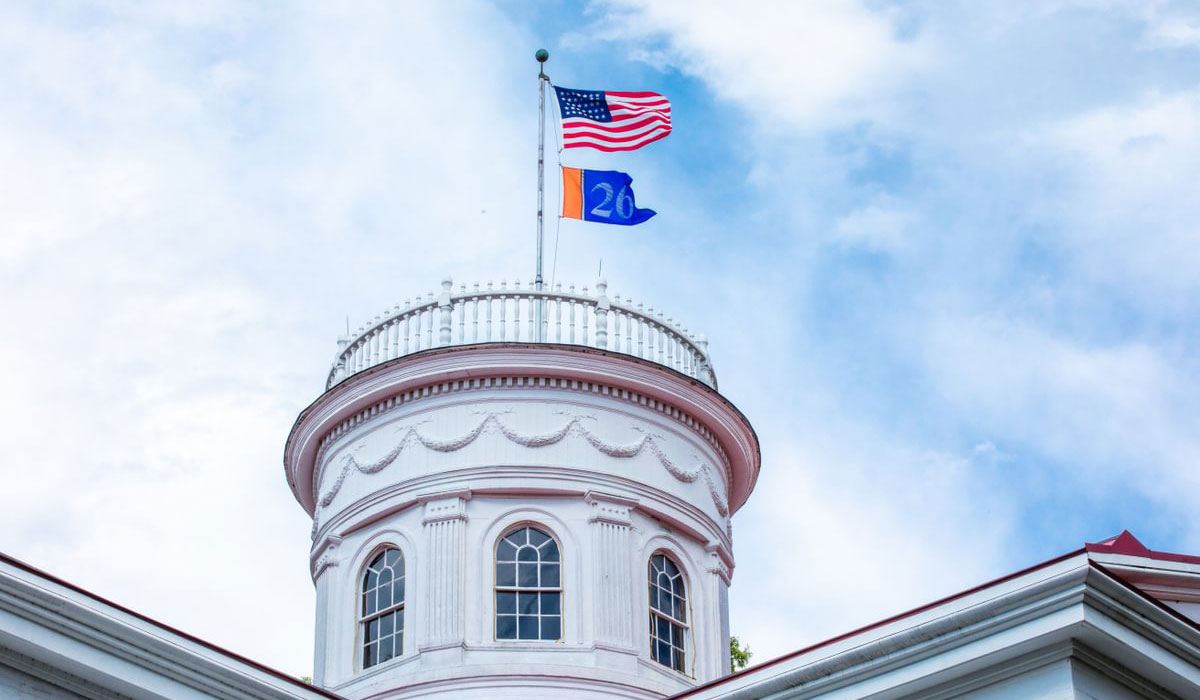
[
  {"xmin": 645, "ymin": 306, "xmax": 656, "ymax": 358},
  {"xmin": 553, "ymin": 282, "xmax": 562, "ymax": 341},
  {"xmin": 580, "ymin": 287, "xmax": 589, "ymax": 345},
  {"xmin": 401, "ymin": 307, "xmax": 410, "ymax": 355},
  {"xmin": 427, "ymin": 307, "xmax": 434, "ymax": 349},
  {"xmin": 457, "ymin": 285, "xmax": 467, "ymax": 343},
  {"xmin": 437, "ymin": 278, "xmax": 453, "ymax": 346},
  {"xmin": 485, "ymin": 282, "xmax": 494, "ymax": 340},
  {"xmin": 667, "ymin": 319, "xmax": 677, "ymax": 368},
  {"xmin": 514, "ymin": 289, "xmax": 522, "ymax": 342},
  {"xmin": 368, "ymin": 319, "xmax": 378, "ymax": 365},
  {"xmin": 615, "ymin": 295, "xmax": 625, "ymax": 350},
  {"xmin": 530, "ymin": 291, "xmax": 540, "ymax": 340},
  {"xmin": 511, "ymin": 278, "xmax": 521, "ymax": 340},
  {"xmin": 637, "ymin": 305, "xmax": 645, "ymax": 357},
  {"xmin": 595, "ymin": 279, "xmax": 609, "ymax": 348},
  {"xmin": 656, "ymin": 312, "xmax": 666, "ymax": 362},
  {"xmin": 697, "ymin": 334, "xmax": 713, "ymax": 385},
  {"xmin": 568, "ymin": 286, "xmax": 577, "ymax": 344},
  {"xmin": 472, "ymin": 284, "xmax": 480, "ymax": 342},
  {"xmin": 499, "ymin": 293, "xmax": 507, "ymax": 341},
  {"xmin": 388, "ymin": 319, "xmax": 398, "ymax": 360},
  {"xmin": 686, "ymin": 328, "xmax": 696, "ymax": 377}
]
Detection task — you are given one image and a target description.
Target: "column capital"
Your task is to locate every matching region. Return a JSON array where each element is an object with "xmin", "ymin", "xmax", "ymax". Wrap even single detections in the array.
[
  {"xmin": 310, "ymin": 534, "xmax": 344, "ymax": 579},
  {"xmin": 421, "ymin": 490, "xmax": 471, "ymax": 524},
  {"xmin": 585, "ymin": 491, "xmax": 637, "ymax": 526},
  {"xmin": 704, "ymin": 542, "xmax": 733, "ymax": 584}
]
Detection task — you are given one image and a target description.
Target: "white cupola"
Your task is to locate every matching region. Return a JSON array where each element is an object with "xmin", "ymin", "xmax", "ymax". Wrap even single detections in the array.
[{"xmin": 283, "ymin": 277, "xmax": 760, "ymax": 699}]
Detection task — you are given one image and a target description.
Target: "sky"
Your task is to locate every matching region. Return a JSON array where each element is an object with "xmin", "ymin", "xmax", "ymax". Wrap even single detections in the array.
[{"xmin": 2, "ymin": 0, "xmax": 1199, "ymax": 680}]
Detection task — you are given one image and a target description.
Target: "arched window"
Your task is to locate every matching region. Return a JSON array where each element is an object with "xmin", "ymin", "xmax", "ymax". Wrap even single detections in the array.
[
  {"xmin": 648, "ymin": 553, "xmax": 688, "ymax": 672},
  {"xmin": 361, "ymin": 548, "xmax": 405, "ymax": 669},
  {"xmin": 495, "ymin": 526, "xmax": 561, "ymax": 641}
]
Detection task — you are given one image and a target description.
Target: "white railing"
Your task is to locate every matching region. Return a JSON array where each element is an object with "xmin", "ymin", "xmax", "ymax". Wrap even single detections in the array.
[{"xmin": 326, "ymin": 277, "xmax": 716, "ymax": 390}]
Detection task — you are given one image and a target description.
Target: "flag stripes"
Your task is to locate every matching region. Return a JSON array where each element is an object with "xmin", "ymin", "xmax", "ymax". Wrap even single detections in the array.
[{"xmin": 555, "ymin": 87, "xmax": 672, "ymax": 152}]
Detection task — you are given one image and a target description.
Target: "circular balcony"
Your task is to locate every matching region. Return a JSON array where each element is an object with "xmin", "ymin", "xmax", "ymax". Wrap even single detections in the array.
[{"xmin": 326, "ymin": 277, "xmax": 716, "ymax": 391}]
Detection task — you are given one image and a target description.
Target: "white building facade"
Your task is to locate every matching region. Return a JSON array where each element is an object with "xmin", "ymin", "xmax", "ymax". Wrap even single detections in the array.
[{"xmin": 283, "ymin": 279, "xmax": 761, "ymax": 699}]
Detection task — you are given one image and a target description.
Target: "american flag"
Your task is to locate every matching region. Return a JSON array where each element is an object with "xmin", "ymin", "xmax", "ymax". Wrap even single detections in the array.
[{"xmin": 553, "ymin": 86, "xmax": 672, "ymax": 152}]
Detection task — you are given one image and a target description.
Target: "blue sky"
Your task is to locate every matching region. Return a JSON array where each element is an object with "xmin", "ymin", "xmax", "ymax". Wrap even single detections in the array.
[{"xmin": 1, "ymin": 0, "xmax": 1198, "ymax": 678}]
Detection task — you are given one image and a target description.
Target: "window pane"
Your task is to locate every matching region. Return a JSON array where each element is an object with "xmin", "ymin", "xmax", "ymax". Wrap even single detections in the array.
[
  {"xmin": 497, "ymin": 591, "xmax": 516, "ymax": 614},
  {"xmin": 674, "ymin": 594, "xmax": 686, "ymax": 623},
  {"xmin": 497, "ymin": 615, "xmax": 517, "ymax": 639},
  {"xmin": 518, "ymin": 615, "xmax": 538, "ymax": 639},
  {"xmin": 541, "ymin": 563, "xmax": 560, "ymax": 587},
  {"xmin": 369, "ymin": 618, "xmax": 380, "ymax": 640},
  {"xmin": 517, "ymin": 545, "xmax": 538, "ymax": 562},
  {"xmin": 497, "ymin": 539, "xmax": 517, "ymax": 561},
  {"xmin": 363, "ymin": 591, "xmax": 375, "ymax": 616},
  {"xmin": 497, "ymin": 562, "xmax": 516, "ymax": 587},
  {"xmin": 541, "ymin": 592, "xmax": 561, "ymax": 615},
  {"xmin": 364, "ymin": 569, "xmax": 378, "ymax": 591},
  {"xmin": 542, "ymin": 540, "xmax": 560, "ymax": 562},
  {"xmin": 381, "ymin": 613, "xmax": 394, "ymax": 636},
  {"xmin": 378, "ymin": 585, "xmax": 392, "ymax": 610},
  {"xmin": 541, "ymin": 616, "xmax": 561, "ymax": 640},
  {"xmin": 380, "ymin": 635, "xmax": 394, "ymax": 662},
  {"xmin": 656, "ymin": 639, "xmax": 670, "ymax": 664},
  {"xmin": 518, "ymin": 562, "xmax": 538, "ymax": 587},
  {"xmin": 364, "ymin": 642, "xmax": 376, "ymax": 668},
  {"xmin": 394, "ymin": 577, "xmax": 405, "ymax": 603},
  {"xmin": 379, "ymin": 567, "xmax": 393, "ymax": 588},
  {"xmin": 527, "ymin": 528, "xmax": 549, "ymax": 547},
  {"xmin": 519, "ymin": 591, "xmax": 538, "ymax": 615},
  {"xmin": 385, "ymin": 549, "xmax": 400, "ymax": 567}
]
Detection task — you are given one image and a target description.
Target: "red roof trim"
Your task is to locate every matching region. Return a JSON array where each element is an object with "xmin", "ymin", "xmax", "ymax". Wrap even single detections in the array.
[
  {"xmin": 669, "ymin": 547, "xmax": 1088, "ymax": 699},
  {"xmin": 1088, "ymin": 559, "xmax": 1200, "ymax": 634},
  {"xmin": 1085, "ymin": 529, "xmax": 1200, "ymax": 565},
  {"xmin": 0, "ymin": 551, "xmax": 346, "ymax": 699}
]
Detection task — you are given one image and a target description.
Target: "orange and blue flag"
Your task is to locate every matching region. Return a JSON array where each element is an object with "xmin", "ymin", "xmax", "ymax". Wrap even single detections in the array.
[{"xmin": 562, "ymin": 167, "xmax": 656, "ymax": 226}]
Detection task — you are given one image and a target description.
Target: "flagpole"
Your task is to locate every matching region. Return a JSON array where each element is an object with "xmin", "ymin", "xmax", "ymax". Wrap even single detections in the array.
[{"xmin": 535, "ymin": 48, "xmax": 549, "ymax": 342}]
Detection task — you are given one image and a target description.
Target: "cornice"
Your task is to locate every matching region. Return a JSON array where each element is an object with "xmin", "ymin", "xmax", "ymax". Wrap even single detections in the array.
[
  {"xmin": 672, "ymin": 555, "xmax": 1200, "ymax": 700},
  {"xmin": 0, "ymin": 555, "xmax": 342, "ymax": 700},
  {"xmin": 284, "ymin": 344, "xmax": 760, "ymax": 517}
]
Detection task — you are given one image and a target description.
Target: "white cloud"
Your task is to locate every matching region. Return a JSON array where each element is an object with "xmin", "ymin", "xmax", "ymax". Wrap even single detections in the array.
[
  {"xmin": 831, "ymin": 200, "xmax": 914, "ymax": 253},
  {"xmin": 0, "ymin": 0, "xmax": 542, "ymax": 676},
  {"xmin": 921, "ymin": 314, "xmax": 1200, "ymax": 536},
  {"xmin": 593, "ymin": 0, "xmax": 931, "ymax": 130},
  {"xmin": 1026, "ymin": 89, "xmax": 1200, "ymax": 301}
]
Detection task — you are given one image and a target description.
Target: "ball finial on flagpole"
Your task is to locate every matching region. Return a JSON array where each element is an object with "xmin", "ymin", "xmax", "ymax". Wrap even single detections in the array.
[{"xmin": 535, "ymin": 48, "xmax": 549, "ymax": 63}]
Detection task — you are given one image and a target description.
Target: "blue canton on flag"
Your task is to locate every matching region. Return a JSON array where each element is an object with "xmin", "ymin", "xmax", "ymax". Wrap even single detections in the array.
[{"xmin": 555, "ymin": 88, "xmax": 612, "ymax": 122}]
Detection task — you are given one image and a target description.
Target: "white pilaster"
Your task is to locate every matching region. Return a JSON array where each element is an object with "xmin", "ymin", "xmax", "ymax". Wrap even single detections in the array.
[
  {"xmin": 587, "ymin": 492, "xmax": 638, "ymax": 649},
  {"xmin": 421, "ymin": 493, "xmax": 469, "ymax": 649}
]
